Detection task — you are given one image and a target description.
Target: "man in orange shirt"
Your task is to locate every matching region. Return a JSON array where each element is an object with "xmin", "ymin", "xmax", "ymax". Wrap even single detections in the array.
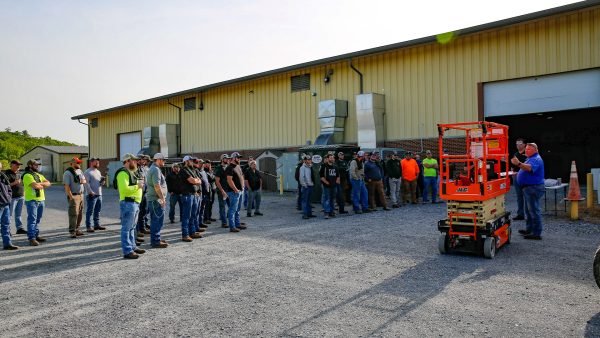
[{"xmin": 401, "ymin": 152, "xmax": 420, "ymax": 204}]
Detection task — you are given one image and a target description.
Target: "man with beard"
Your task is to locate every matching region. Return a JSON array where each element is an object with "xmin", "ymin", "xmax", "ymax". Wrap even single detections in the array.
[
  {"xmin": 225, "ymin": 152, "xmax": 247, "ymax": 232},
  {"xmin": 166, "ymin": 163, "xmax": 182, "ymax": 223},
  {"xmin": 0, "ymin": 162, "xmax": 18, "ymax": 250},
  {"xmin": 5, "ymin": 160, "xmax": 26, "ymax": 235},
  {"xmin": 22, "ymin": 159, "xmax": 51, "ymax": 246},
  {"xmin": 244, "ymin": 160, "xmax": 263, "ymax": 217},
  {"xmin": 136, "ymin": 155, "xmax": 151, "ymax": 240},
  {"xmin": 146, "ymin": 153, "xmax": 169, "ymax": 248},
  {"xmin": 196, "ymin": 158, "xmax": 210, "ymax": 230},
  {"xmin": 320, "ymin": 153, "xmax": 340, "ymax": 219},
  {"xmin": 336, "ymin": 152, "xmax": 351, "ymax": 206},
  {"xmin": 116, "ymin": 153, "xmax": 146, "ymax": 259},
  {"xmin": 214, "ymin": 154, "xmax": 230, "ymax": 228},
  {"xmin": 179, "ymin": 156, "xmax": 203, "ymax": 242},
  {"xmin": 203, "ymin": 160, "xmax": 217, "ymax": 224},
  {"xmin": 349, "ymin": 151, "xmax": 369, "ymax": 214},
  {"xmin": 84, "ymin": 157, "xmax": 106, "ymax": 232},
  {"xmin": 63, "ymin": 157, "xmax": 87, "ymax": 238}
]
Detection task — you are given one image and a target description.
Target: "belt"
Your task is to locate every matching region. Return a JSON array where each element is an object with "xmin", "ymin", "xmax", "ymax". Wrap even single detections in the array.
[
  {"xmin": 72, "ymin": 193, "xmax": 81, "ymax": 196},
  {"xmin": 123, "ymin": 197, "xmax": 139, "ymax": 203}
]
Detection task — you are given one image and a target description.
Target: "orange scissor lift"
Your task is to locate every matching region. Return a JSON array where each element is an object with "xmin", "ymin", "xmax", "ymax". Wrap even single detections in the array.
[{"xmin": 437, "ymin": 122, "xmax": 512, "ymax": 259}]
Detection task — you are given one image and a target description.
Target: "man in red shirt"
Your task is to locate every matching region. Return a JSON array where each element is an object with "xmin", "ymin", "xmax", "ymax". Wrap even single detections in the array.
[{"xmin": 401, "ymin": 152, "xmax": 420, "ymax": 204}]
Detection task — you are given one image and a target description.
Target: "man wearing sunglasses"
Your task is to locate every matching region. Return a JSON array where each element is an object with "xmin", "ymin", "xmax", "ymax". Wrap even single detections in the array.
[{"xmin": 22, "ymin": 159, "xmax": 51, "ymax": 246}]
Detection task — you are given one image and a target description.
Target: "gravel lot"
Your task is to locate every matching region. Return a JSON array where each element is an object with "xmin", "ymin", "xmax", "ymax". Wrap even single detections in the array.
[{"xmin": 1, "ymin": 186, "xmax": 599, "ymax": 337}]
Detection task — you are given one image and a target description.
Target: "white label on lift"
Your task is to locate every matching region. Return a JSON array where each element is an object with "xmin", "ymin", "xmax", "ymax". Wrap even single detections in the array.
[{"xmin": 312, "ymin": 155, "xmax": 322, "ymax": 164}]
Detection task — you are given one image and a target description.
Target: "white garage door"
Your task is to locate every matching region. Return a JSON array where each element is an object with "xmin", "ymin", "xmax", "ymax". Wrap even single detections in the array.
[
  {"xmin": 119, "ymin": 132, "xmax": 141, "ymax": 160},
  {"xmin": 484, "ymin": 68, "xmax": 600, "ymax": 117}
]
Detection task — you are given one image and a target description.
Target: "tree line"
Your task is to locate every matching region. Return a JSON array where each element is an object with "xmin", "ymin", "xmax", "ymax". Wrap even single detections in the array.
[{"xmin": 0, "ymin": 128, "xmax": 76, "ymax": 168}]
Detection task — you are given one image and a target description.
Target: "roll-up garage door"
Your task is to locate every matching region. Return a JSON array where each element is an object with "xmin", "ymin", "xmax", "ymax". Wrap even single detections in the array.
[
  {"xmin": 119, "ymin": 132, "xmax": 141, "ymax": 161},
  {"xmin": 484, "ymin": 68, "xmax": 600, "ymax": 117}
]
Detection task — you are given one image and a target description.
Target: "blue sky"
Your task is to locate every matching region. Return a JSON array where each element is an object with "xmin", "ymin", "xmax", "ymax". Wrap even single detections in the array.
[{"xmin": 0, "ymin": 0, "xmax": 578, "ymax": 145}]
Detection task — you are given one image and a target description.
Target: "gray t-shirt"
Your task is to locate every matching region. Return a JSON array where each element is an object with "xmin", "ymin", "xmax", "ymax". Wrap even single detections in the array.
[
  {"xmin": 146, "ymin": 163, "xmax": 167, "ymax": 202},
  {"xmin": 84, "ymin": 168, "xmax": 103, "ymax": 196},
  {"xmin": 63, "ymin": 168, "xmax": 84, "ymax": 194}
]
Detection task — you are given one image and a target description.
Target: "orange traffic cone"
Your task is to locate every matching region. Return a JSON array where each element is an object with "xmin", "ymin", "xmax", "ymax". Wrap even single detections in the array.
[
  {"xmin": 566, "ymin": 161, "xmax": 584, "ymax": 220},
  {"xmin": 567, "ymin": 161, "xmax": 582, "ymax": 200}
]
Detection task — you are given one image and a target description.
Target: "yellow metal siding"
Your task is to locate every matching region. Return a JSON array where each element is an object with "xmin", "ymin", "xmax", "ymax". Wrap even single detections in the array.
[{"xmin": 90, "ymin": 7, "xmax": 599, "ymax": 158}]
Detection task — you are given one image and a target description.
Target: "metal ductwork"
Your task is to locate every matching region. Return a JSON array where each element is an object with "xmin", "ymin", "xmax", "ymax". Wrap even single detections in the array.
[
  {"xmin": 356, "ymin": 93, "xmax": 385, "ymax": 149},
  {"xmin": 138, "ymin": 126, "xmax": 160, "ymax": 156},
  {"xmin": 159, "ymin": 123, "xmax": 179, "ymax": 158},
  {"xmin": 314, "ymin": 99, "xmax": 348, "ymax": 145}
]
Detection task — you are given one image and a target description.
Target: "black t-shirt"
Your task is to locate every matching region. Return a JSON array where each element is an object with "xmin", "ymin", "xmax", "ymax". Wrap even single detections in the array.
[
  {"xmin": 4, "ymin": 170, "xmax": 24, "ymax": 198},
  {"xmin": 178, "ymin": 166, "xmax": 200, "ymax": 194},
  {"xmin": 225, "ymin": 164, "xmax": 243, "ymax": 192},
  {"xmin": 244, "ymin": 169, "xmax": 262, "ymax": 191},
  {"xmin": 319, "ymin": 163, "xmax": 339, "ymax": 187},
  {"xmin": 166, "ymin": 171, "xmax": 182, "ymax": 194}
]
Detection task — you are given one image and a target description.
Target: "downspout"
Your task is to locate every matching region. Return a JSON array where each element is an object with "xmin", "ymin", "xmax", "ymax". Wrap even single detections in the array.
[
  {"xmin": 349, "ymin": 60, "xmax": 363, "ymax": 94},
  {"xmin": 77, "ymin": 119, "xmax": 90, "ymax": 161},
  {"xmin": 168, "ymin": 101, "xmax": 182, "ymax": 156}
]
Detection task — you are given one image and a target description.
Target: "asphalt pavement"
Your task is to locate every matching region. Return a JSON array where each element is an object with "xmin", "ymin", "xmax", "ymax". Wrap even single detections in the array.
[{"xmin": 0, "ymin": 186, "xmax": 599, "ymax": 337}]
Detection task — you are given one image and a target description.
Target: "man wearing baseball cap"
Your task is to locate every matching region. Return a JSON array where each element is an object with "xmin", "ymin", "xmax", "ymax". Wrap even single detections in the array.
[
  {"xmin": 178, "ymin": 155, "xmax": 203, "ymax": 241},
  {"xmin": 349, "ymin": 151, "xmax": 369, "ymax": 214},
  {"xmin": 64, "ymin": 157, "xmax": 87, "ymax": 238},
  {"xmin": 214, "ymin": 154, "xmax": 230, "ymax": 228},
  {"xmin": 4, "ymin": 160, "xmax": 26, "ymax": 234},
  {"xmin": 84, "ymin": 157, "xmax": 106, "ymax": 231},
  {"xmin": 116, "ymin": 153, "xmax": 146, "ymax": 259},
  {"xmin": 146, "ymin": 153, "xmax": 169, "ymax": 248},
  {"xmin": 224, "ymin": 152, "xmax": 246, "ymax": 231},
  {"xmin": 22, "ymin": 159, "xmax": 51, "ymax": 246}
]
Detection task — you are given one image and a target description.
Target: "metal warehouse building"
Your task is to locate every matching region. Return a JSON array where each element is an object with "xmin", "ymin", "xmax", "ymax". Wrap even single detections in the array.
[{"xmin": 72, "ymin": 2, "xmax": 600, "ymax": 185}]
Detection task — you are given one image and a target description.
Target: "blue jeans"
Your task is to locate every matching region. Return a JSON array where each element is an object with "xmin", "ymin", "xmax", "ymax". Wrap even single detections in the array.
[
  {"xmin": 25, "ymin": 200, "xmax": 44, "ymax": 240},
  {"xmin": 168, "ymin": 193, "xmax": 181, "ymax": 222},
  {"xmin": 1, "ymin": 204, "xmax": 13, "ymax": 247},
  {"xmin": 227, "ymin": 191, "xmax": 241, "ymax": 229},
  {"xmin": 218, "ymin": 192, "xmax": 229, "ymax": 225},
  {"xmin": 120, "ymin": 201, "xmax": 139, "ymax": 255},
  {"xmin": 322, "ymin": 185, "xmax": 335, "ymax": 213},
  {"xmin": 136, "ymin": 194, "xmax": 149, "ymax": 232},
  {"xmin": 85, "ymin": 194, "xmax": 102, "ymax": 229},
  {"xmin": 296, "ymin": 183, "xmax": 302, "ymax": 209},
  {"xmin": 422, "ymin": 176, "xmax": 438, "ymax": 202},
  {"xmin": 523, "ymin": 184, "xmax": 545, "ymax": 236},
  {"xmin": 10, "ymin": 196, "xmax": 24, "ymax": 231},
  {"xmin": 247, "ymin": 189, "xmax": 261, "ymax": 214},
  {"xmin": 513, "ymin": 180, "xmax": 528, "ymax": 218},
  {"xmin": 191, "ymin": 194, "xmax": 200, "ymax": 233},
  {"xmin": 148, "ymin": 200, "xmax": 165, "ymax": 245},
  {"xmin": 301, "ymin": 186, "xmax": 313, "ymax": 217},
  {"xmin": 350, "ymin": 179, "xmax": 368, "ymax": 211},
  {"xmin": 199, "ymin": 193, "xmax": 208, "ymax": 224},
  {"xmin": 180, "ymin": 194, "xmax": 194, "ymax": 237}
]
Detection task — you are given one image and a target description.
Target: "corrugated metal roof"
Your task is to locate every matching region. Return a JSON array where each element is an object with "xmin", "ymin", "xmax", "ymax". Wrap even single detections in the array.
[
  {"xmin": 38, "ymin": 146, "xmax": 89, "ymax": 154},
  {"xmin": 71, "ymin": 1, "xmax": 600, "ymax": 120}
]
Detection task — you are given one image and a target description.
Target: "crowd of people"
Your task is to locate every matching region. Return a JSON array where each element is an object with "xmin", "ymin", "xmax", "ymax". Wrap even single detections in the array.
[
  {"xmin": 0, "ymin": 140, "xmax": 546, "ymax": 257},
  {"xmin": 295, "ymin": 150, "xmax": 441, "ymax": 219}
]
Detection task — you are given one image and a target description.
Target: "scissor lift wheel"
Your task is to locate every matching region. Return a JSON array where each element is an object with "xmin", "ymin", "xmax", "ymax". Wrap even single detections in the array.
[
  {"xmin": 438, "ymin": 233, "xmax": 449, "ymax": 254},
  {"xmin": 483, "ymin": 237, "xmax": 496, "ymax": 259}
]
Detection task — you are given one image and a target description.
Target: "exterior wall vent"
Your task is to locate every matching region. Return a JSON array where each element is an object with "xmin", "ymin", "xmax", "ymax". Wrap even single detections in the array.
[
  {"xmin": 291, "ymin": 74, "xmax": 310, "ymax": 92},
  {"xmin": 184, "ymin": 97, "xmax": 196, "ymax": 111}
]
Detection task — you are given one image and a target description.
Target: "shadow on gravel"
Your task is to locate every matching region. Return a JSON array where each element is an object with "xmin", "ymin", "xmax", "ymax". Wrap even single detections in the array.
[
  {"xmin": 585, "ymin": 312, "xmax": 600, "ymax": 337},
  {"xmin": 281, "ymin": 256, "xmax": 494, "ymax": 336}
]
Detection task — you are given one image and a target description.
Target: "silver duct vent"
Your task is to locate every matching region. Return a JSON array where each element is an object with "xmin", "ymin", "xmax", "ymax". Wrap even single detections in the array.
[
  {"xmin": 356, "ymin": 93, "xmax": 385, "ymax": 149},
  {"xmin": 315, "ymin": 99, "xmax": 348, "ymax": 145},
  {"xmin": 159, "ymin": 123, "xmax": 179, "ymax": 158},
  {"xmin": 139, "ymin": 126, "xmax": 160, "ymax": 156}
]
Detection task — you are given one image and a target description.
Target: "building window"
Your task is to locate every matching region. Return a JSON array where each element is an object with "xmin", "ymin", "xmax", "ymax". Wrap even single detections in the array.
[
  {"xmin": 184, "ymin": 97, "xmax": 196, "ymax": 111},
  {"xmin": 90, "ymin": 118, "xmax": 98, "ymax": 128},
  {"xmin": 291, "ymin": 74, "xmax": 310, "ymax": 92}
]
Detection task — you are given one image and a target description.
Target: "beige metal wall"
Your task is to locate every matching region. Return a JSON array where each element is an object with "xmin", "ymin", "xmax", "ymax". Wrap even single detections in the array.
[{"xmin": 89, "ymin": 6, "xmax": 600, "ymax": 158}]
